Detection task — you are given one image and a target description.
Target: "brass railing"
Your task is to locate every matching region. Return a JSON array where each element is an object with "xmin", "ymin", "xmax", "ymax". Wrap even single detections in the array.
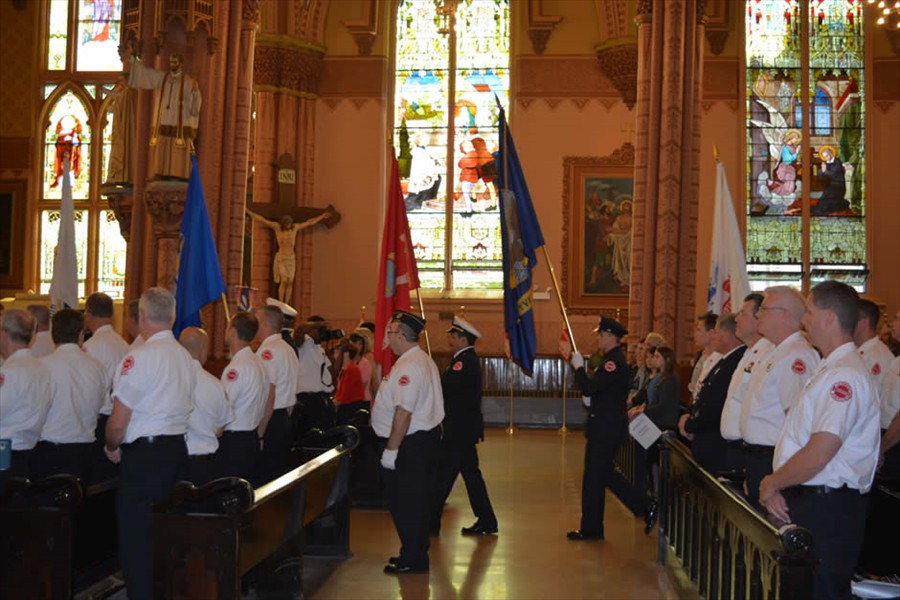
[{"xmin": 659, "ymin": 436, "xmax": 815, "ymax": 600}]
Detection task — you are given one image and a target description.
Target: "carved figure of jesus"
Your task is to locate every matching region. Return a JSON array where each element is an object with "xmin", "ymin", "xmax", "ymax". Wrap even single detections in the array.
[{"xmin": 247, "ymin": 209, "xmax": 332, "ymax": 305}]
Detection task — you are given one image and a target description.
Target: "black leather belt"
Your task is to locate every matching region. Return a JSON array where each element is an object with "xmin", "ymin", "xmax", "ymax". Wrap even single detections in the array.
[
  {"xmin": 781, "ymin": 484, "xmax": 859, "ymax": 497},
  {"xmin": 128, "ymin": 434, "xmax": 183, "ymax": 446},
  {"xmin": 741, "ymin": 442, "xmax": 775, "ymax": 455},
  {"xmin": 725, "ymin": 440, "xmax": 743, "ymax": 449}
]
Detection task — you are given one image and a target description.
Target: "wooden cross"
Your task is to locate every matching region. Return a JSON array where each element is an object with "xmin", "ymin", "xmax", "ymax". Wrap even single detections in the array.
[{"xmin": 246, "ymin": 152, "xmax": 341, "ymax": 228}]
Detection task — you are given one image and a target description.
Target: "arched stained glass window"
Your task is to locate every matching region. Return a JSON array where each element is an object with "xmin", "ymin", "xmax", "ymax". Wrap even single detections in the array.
[
  {"xmin": 394, "ymin": 0, "xmax": 510, "ymax": 291},
  {"xmin": 745, "ymin": 0, "xmax": 867, "ymax": 292},
  {"xmin": 37, "ymin": 1, "xmax": 128, "ymax": 300}
]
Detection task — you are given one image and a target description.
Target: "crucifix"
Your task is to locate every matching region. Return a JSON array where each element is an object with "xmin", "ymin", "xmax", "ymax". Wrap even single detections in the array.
[{"xmin": 246, "ymin": 152, "xmax": 341, "ymax": 305}]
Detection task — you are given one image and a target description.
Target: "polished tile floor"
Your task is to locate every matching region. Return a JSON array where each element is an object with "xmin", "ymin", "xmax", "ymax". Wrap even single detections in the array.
[{"xmin": 310, "ymin": 428, "xmax": 678, "ymax": 600}]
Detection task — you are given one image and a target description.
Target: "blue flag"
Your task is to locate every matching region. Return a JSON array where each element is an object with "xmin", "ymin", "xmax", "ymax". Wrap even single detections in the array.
[
  {"xmin": 174, "ymin": 155, "xmax": 226, "ymax": 337},
  {"xmin": 493, "ymin": 107, "xmax": 545, "ymax": 376}
]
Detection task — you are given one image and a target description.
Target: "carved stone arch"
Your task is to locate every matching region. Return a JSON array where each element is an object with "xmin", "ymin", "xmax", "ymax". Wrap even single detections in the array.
[{"xmin": 39, "ymin": 83, "xmax": 97, "ymax": 141}]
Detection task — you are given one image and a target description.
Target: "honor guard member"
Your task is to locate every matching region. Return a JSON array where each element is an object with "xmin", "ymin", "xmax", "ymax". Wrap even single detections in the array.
[
  {"xmin": 567, "ymin": 316, "xmax": 629, "ymax": 541},
  {"xmin": 255, "ymin": 304, "xmax": 301, "ymax": 483},
  {"xmin": 266, "ymin": 297, "xmax": 300, "ymax": 352},
  {"xmin": 739, "ymin": 286, "xmax": 819, "ymax": 505},
  {"xmin": 877, "ymin": 310, "xmax": 900, "ymax": 477},
  {"xmin": 0, "ymin": 309, "xmax": 52, "ymax": 486},
  {"xmin": 373, "ymin": 310, "xmax": 444, "ymax": 574},
  {"xmin": 32, "ymin": 309, "xmax": 107, "ymax": 483},
  {"xmin": 26, "ymin": 304, "xmax": 54, "ymax": 358},
  {"xmin": 295, "ymin": 316, "xmax": 336, "ymax": 436},
  {"xmin": 431, "ymin": 317, "xmax": 498, "ymax": 537},
  {"xmin": 720, "ymin": 293, "xmax": 774, "ymax": 472},
  {"xmin": 103, "ymin": 288, "xmax": 195, "ymax": 600},
  {"xmin": 179, "ymin": 327, "xmax": 233, "ymax": 485},
  {"xmin": 679, "ymin": 314, "xmax": 746, "ymax": 473},
  {"xmin": 84, "ymin": 292, "xmax": 130, "ymax": 481},
  {"xmin": 760, "ymin": 281, "xmax": 879, "ymax": 600},
  {"xmin": 126, "ymin": 299, "xmax": 144, "ymax": 349},
  {"xmin": 855, "ymin": 299, "xmax": 894, "ymax": 396},
  {"xmin": 219, "ymin": 312, "xmax": 270, "ymax": 484}
]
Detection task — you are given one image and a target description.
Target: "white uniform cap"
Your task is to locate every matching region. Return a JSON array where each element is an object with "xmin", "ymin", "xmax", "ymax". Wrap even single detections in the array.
[
  {"xmin": 447, "ymin": 317, "xmax": 481, "ymax": 339},
  {"xmin": 266, "ymin": 297, "xmax": 298, "ymax": 318}
]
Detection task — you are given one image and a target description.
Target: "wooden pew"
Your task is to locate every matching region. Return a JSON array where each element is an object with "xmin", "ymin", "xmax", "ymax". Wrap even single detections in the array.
[
  {"xmin": 658, "ymin": 434, "xmax": 816, "ymax": 599},
  {"xmin": 151, "ymin": 425, "xmax": 360, "ymax": 600},
  {"xmin": 0, "ymin": 475, "xmax": 119, "ymax": 600}
]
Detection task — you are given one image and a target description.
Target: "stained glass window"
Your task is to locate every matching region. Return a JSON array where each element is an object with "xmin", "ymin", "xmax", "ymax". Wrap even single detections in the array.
[
  {"xmin": 395, "ymin": 0, "xmax": 510, "ymax": 291},
  {"xmin": 44, "ymin": 90, "xmax": 91, "ymax": 200},
  {"xmin": 98, "ymin": 209, "xmax": 127, "ymax": 298},
  {"xmin": 745, "ymin": 0, "xmax": 867, "ymax": 291},
  {"xmin": 39, "ymin": 209, "xmax": 89, "ymax": 298},
  {"xmin": 47, "ymin": 0, "xmax": 69, "ymax": 71},
  {"xmin": 76, "ymin": 0, "xmax": 123, "ymax": 72}
]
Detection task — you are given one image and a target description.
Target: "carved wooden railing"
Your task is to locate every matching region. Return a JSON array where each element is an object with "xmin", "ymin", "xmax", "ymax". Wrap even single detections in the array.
[{"xmin": 659, "ymin": 436, "xmax": 816, "ymax": 600}]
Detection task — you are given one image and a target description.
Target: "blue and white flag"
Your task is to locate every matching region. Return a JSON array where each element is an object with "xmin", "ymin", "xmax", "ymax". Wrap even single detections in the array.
[
  {"xmin": 707, "ymin": 161, "xmax": 750, "ymax": 314},
  {"xmin": 493, "ymin": 106, "xmax": 545, "ymax": 376},
  {"xmin": 174, "ymin": 155, "xmax": 226, "ymax": 337}
]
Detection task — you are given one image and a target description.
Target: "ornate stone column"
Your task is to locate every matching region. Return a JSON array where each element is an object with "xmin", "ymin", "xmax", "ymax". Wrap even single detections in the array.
[{"xmin": 144, "ymin": 182, "xmax": 187, "ymax": 290}]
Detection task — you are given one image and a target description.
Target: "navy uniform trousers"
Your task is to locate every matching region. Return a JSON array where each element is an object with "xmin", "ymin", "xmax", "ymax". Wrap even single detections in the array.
[
  {"xmin": 431, "ymin": 438, "xmax": 497, "ymax": 532},
  {"xmin": 117, "ymin": 436, "xmax": 186, "ymax": 600},
  {"xmin": 380, "ymin": 427, "xmax": 440, "ymax": 570}
]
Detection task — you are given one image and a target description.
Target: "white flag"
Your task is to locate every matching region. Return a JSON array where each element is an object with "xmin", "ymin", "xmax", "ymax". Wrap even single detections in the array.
[
  {"xmin": 49, "ymin": 156, "xmax": 78, "ymax": 312},
  {"xmin": 707, "ymin": 161, "xmax": 750, "ymax": 314}
]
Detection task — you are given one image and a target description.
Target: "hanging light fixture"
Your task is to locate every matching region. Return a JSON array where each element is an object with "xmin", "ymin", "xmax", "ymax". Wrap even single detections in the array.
[{"xmin": 867, "ymin": 0, "xmax": 900, "ymax": 28}]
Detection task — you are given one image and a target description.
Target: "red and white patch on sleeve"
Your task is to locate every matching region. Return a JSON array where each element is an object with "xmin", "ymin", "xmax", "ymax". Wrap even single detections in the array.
[
  {"xmin": 791, "ymin": 359, "xmax": 807, "ymax": 374},
  {"xmin": 226, "ymin": 368, "xmax": 238, "ymax": 382},
  {"xmin": 0, "ymin": 373, "xmax": 4, "ymax": 386},
  {"xmin": 830, "ymin": 381, "xmax": 852, "ymax": 402},
  {"xmin": 121, "ymin": 356, "xmax": 135, "ymax": 376},
  {"xmin": 398, "ymin": 375, "xmax": 410, "ymax": 386},
  {"xmin": 872, "ymin": 363, "xmax": 881, "ymax": 376},
  {"xmin": 452, "ymin": 361, "xmax": 463, "ymax": 371},
  {"xmin": 604, "ymin": 361, "xmax": 616, "ymax": 372},
  {"xmin": 261, "ymin": 349, "xmax": 274, "ymax": 361}
]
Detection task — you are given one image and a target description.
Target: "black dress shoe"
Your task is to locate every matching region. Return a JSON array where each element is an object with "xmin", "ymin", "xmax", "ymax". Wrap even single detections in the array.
[
  {"xmin": 384, "ymin": 563, "xmax": 429, "ymax": 575},
  {"xmin": 388, "ymin": 556, "xmax": 399, "ymax": 565},
  {"xmin": 566, "ymin": 529, "xmax": 604, "ymax": 541},
  {"xmin": 461, "ymin": 523, "xmax": 498, "ymax": 536}
]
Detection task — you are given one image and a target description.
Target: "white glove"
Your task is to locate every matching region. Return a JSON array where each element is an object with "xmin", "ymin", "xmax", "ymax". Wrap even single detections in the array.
[
  {"xmin": 582, "ymin": 396, "xmax": 591, "ymax": 408},
  {"xmin": 570, "ymin": 352, "xmax": 585, "ymax": 370},
  {"xmin": 380, "ymin": 448, "xmax": 398, "ymax": 470}
]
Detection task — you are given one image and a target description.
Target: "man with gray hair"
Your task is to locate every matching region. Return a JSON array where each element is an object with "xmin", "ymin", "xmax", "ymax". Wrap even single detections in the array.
[
  {"xmin": 0, "ymin": 309, "xmax": 52, "ymax": 487},
  {"xmin": 27, "ymin": 304, "xmax": 54, "ymax": 358},
  {"xmin": 739, "ymin": 286, "xmax": 819, "ymax": 505},
  {"xmin": 103, "ymin": 287, "xmax": 195, "ymax": 600}
]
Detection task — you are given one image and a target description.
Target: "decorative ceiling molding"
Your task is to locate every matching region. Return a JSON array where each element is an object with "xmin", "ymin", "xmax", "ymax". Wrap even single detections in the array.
[
  {"xmin": 597, "ymin": 0, "xmax": 630, "ymax": 39},
  {"xmin": 703, "ymin": 0, "xmax": 731, "ymax": 56},
  {"xmin": 153, "ymin": 0, "xmax": 217, "ymax": 55},
  {"xmin": 254, "ymin": 37, "xmax": 325, "ymax": 96},
  {"xmin": 343, "ymin": 0, "xmax": 380, "ymax": 56},
  {"xmin": 875, "ymin": 100, "xmax": 895, "ymax": 113},
  {"xmin": 527, "ymin": 0, "xmax": 562, "ymax": 55},
  {"xmin": 595, "ymin": 37, "xmax": 638, "ymax": 109}
]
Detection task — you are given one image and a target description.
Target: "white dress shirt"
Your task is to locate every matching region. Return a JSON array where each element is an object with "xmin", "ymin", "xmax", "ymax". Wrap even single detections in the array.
[
  {"xmin": 296, "ymin": 335, "xmax": 334, "ymax": 393},
  {"xmin": 371, "ymin": 345, "xmax": 444, "ymax": 438},
  {"xmin": 257, "ymin": 334, "xmax": 301, "ymax": 410},
  {"xmin": 878, "ymin": 356, "xmax": 900, "ymax": 430},
  {"xmin": 112, "ymin": 330, "xmax": 195, "ymax": 443},
  {"xmin": 720, "ymin": 338, "xmax": 775, "ymax": 440},
  {"xmin": 222, "ymin": 346, "xmax": 269, "ymax": 432},
  {"xmin": 857, "ymin": 336, "xmax": 895, "ymax": 402},
  {"xmin": 30, "ymin": 330, "xmax": 55, "ymax": 358},
  {"xmin": 186, "ymin": 360, "xmax": 233, "ymax": 455},
  {"xmin": 0, "ymin": 348, "xmax": 52, "ymax": 450},
  {"xmin": 40, "ymin": 344, "xmax": 108, "ymax": 443},
  {"xmin": 84, "ymin": 324, "xmax": 130, "ymax": 415}
]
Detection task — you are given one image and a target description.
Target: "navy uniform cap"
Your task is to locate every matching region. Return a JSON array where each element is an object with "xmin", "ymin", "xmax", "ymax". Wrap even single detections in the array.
[
  {"xmin": 392, "ymin": 310, "xmax": 425, "ymax": 334},
  {"xmin": 447, "ymin": 316, "xmax": 481, "ymax": 339},
  {"xmin": 593, "ymin": 316, "xmax": 628, "ymax": 338}
]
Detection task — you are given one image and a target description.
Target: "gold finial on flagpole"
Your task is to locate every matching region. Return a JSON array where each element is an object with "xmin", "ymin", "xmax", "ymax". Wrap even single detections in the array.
[
  {"xmin": 460, "ymin": 305, "xmax": 465, "ymax": 318},
  {"xmin": 713, "ymin": 144, "xmax": 721, "ymax": 164}
]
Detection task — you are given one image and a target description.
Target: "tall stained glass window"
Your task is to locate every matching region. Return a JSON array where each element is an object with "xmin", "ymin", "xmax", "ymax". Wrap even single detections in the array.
[
  {"xmin": 38, "ymin": 1, "xmax": 128, "ymax": 300},
  {"xmin": 394, "ymin": 0, "xmax": 510, "ymax": 291},
  {"xmin": 745, "ymin": 0, "xmax": 867, "ymax": 291}
]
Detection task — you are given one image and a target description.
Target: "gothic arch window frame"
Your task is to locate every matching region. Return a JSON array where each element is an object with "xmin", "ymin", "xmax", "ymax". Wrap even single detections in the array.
[
  {"xmin": 35, "ymin": 0, "xmax": 127, "ymax": 300},
  {"xmin": 391, "ymin": 0, "xmax": 511, "ymax": 298}
]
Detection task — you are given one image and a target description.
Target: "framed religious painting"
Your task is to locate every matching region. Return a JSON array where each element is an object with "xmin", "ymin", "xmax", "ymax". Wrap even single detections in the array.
[
  {"xmin": 561, "ymin": 144, "xmax": 635, "ymax": 315},
  {"xmin": 0, "ymin": 180, "xmax": 26, "ymax": 290}
]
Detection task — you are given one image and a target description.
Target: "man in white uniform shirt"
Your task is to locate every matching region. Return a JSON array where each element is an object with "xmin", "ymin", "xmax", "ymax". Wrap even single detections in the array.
[
  {"xmin": 720, "ymin": 293, "xmax": 775, "ymax": 472},
  {"xmin": 739, "ymin": 286, "xmax": 819, "ymax": 505},
  {"xmin": 27, "ymin": 304, "xmax": 54, "ymax": 358},
  {"xmin": 0, "ymin": 309, "xmax": 52, "ymax": 486},
  {"xmin": 32, "ymin": 309, "xmax": 107, "ymax": 483},
  {"xmin": 294, "ymin": 316, "xmax": 336, "ymax": 436},
  {"xmin": 218, "ymin": 312, "xmax": 270, "ymax": 485},
  {"xmin": 877, "ymin": 309, "xmax": 900, "ymax": 478},
  {"xmin": 103, "ymin": 287, "xmax": 195, "ymax": 600},
  {"xmin": 255, "ymin": 305, "xmax": 301, "ymax": 483},
  {"xmin": 372, "ymin": 310, "xmax": 444, "ymax": 575},
  {"xmin": 179, "ymin": 327, "xmax": 233, "ymax": 486},
  {"xmin": 84, "ymin": 292, "xmax": 130, "ymax": 481},
  {"xmin": 760, "ymin": 281, "xmax": 879, "ymax": 600}
]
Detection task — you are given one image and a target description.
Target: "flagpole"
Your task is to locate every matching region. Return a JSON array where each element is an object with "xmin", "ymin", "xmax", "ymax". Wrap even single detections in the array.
[
  {"xmin": 415, "ymin": 288, "xmax": 431, "ymax": 357},
  {"xmin": 220, "ymin": 292, "xmax": 231, "ymax": 323},
  {"xmin": 713, "ymin": 144, "xmax": 720, "ymax": 164},
  {"xmin": 560, "ymin": 360, "xmax": 568, "ymax": 433},
  {"xmin": 541, "ymin": 245, "xmax": 578, "ymax": 355},
  {"xmin": 507, "ymin": 357, "xmax": 515, "ymax": 435}
]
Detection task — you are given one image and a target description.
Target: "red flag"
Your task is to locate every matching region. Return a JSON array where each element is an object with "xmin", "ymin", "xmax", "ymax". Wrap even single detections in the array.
[
  {"xmin": 375, "ymin": 154, "xmax": 421, "ymax": 375},
  {"xmin": 558, "ymin": 327, "xmax": 572, "ymax": 361}
]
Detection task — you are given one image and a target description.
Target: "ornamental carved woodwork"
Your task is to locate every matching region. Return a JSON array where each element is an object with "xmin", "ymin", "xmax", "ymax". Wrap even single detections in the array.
[
  {"xmin": 595, "ymin": 41, "xmax": 639, "ymax": 109},
  {"xmin": 103, "ymin": 189, "xmax": 135, "ymax": 242},
  {"xmin": 242, "ymin": 0, "xmax": 261, "ymax": 24},
  {"xmin": 144, "ymin": 186, "xmax": 187, "ymax": 239},
  {"xmin": 254, "ymin": 43, "xmax": 324, "ymax": 95},
  {"xmin": 154, "ymin": 0, "xmax": 218, "ymax": 55}
]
